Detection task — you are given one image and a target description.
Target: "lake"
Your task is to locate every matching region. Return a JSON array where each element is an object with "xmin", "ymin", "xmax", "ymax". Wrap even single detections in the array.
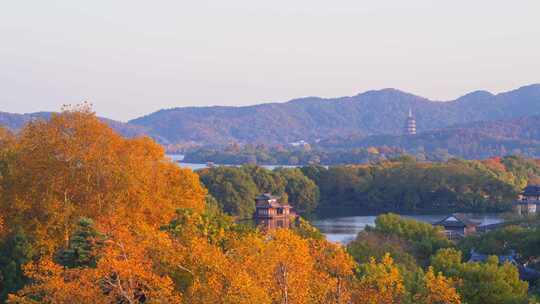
[
  {"xmin": 312, "ymin": 213, "xmax": 508, "ymax": 244},
  {"xmin": 168, "ymin": 154, "xmax": 299, "ymax": 171}
]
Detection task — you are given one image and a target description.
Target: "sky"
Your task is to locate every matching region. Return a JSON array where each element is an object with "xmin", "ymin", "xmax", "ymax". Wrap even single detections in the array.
[{"xmin": 1, "ymin": 0, "xmax": 539, "ymax": 121}]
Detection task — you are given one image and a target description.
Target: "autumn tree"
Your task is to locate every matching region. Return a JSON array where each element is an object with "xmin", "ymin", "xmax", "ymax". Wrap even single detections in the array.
[
  {"xmin": 0, "ymin": 105, "xmax": 206, "ymax": 254},
  {"xmin": 414, "ymin": 267, "xmax": 461, "ymax": 304},
  {"xmin": 0, "ymin": 106, "xmax": 206, "ymax": 300},
  {"xmin": 262, "ymin": 229, "xmax": 315, "ymax": 304},
  {"xmin": 0, "ymin": 127, "xmax": 14, "ymax": 239},
  {"xmin": 7, "ymin": 258, "xmax": 107, "ymax": 304},
  {"xmin": 176, "ymin": 236, "xmax": 268, "ymax": 304},
  {"xmin": 309, "ymin": 240, "xmax": 356, "ymax": 304},
  {"xmin": 9, "ymin": 226, "xmax": 183, "ymax": 304},
  {"xmin": 352, "ymin": 254, "xmax": 405, "ymax": 304}
]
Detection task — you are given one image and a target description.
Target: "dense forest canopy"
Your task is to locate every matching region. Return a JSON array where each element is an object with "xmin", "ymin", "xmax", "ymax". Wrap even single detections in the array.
[
  {"xmin": 197, "ymin": 156, "xmax": 540, "ymax": 218},
  {"xmin": 1, "ymin": 107, "xmax": 540, "ymax": 303}
]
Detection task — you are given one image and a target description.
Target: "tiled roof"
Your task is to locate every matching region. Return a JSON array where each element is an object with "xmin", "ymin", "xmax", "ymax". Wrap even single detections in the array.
[
  {"xmin": 256, "ymin": 200, "xmax": 282, "ymax": 208},
  {"xmin": 255, "ymin": 193, "xmax": 280, "ymax": 201},
  {"xmin": 433, "ymin": 214, "xmax": 479, "ymax": 227},
  {"xmin": 468, "ymin": 249, "xmax": 540, "ymax": 282},
  {"xmin": 468, "ymin": 249, "xmax": 516, "ymax": 264},
  {"xmin": 255, "ymin": 193, "xmax": 290, "ymax": 208}
]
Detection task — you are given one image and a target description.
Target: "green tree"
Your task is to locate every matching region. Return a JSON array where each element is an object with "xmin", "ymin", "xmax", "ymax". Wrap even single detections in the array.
[
  {"xmin": 241, "ymin": 165, "xmax": 288, "ymax": 201},
  {"xmin": 0, "ymin": 231, "xmax": 36, "ymax": 301},
  {"xmin": 373, "ymin": 214, "xmax": 453, "ymax": 265},
  {"xmin": 431, "ymin": 248, "xmax": 529, "ymax": 304},
  {"xmin": 347, "ymin": 230, "xmax": 418, "ymax": 271},
  {"xmin": 276, "ymin": 168, "xmax": 320, "ymax": 214},
  {"xmin": 56, "ymin": 218, "xmax": 104, "ymax": 268},
  {"xmin": 198, "ymin": 167, "xmax": 258, "ymax": 218}
]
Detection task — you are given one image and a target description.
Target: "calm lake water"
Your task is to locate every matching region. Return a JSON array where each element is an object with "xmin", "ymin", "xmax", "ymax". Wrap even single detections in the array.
[
  {"xmin": 312, "ymin": 213, "xmax": 508, "ymax": 244},
  {"xmin": 168, "ymin": 154, "xmax": 299, "ymax": 171}
]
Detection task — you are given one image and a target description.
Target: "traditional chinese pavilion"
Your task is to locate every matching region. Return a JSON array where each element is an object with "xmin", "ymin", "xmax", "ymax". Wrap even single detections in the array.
[
  {"xmin": 433, "ymin": 214, "xmax": 479, "ymax": 239},
  {"xmin": 253, "ymin": 193, "xmax": 297, "ymax": 230},
  {"xmin": 514, "ymin": 185, "xmax": 540, "ymax": 215}
]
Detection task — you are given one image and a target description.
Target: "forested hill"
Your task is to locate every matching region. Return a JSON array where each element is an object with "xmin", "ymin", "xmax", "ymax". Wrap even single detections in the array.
[
  {"xmin": 0, "ymin": 111, "xmax": 52, "ymax": 130},
  {"xmin": 129, "ymin": 84, "xmax": 540, "ymax": 145},
  {"xmin": 2, "ymin": 84, "xmax": 540, "ymax": 147},
  {"xmin": 0, "ymin": 111, "xmax": 152, "ymax": 139},
  {"xmin": 319, "ymin": 115, "xmax": 540, "ymax": 159}
]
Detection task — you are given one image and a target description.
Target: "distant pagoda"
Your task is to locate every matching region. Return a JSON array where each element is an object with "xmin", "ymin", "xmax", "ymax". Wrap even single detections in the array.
[{"xmin": 404, "ymin": 108, "xmax": 417, "ymax": 135}]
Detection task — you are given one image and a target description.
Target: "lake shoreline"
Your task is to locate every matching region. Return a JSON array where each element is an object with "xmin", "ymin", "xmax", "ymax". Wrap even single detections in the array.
[
  {"xmin": 312, "ymin": 212, "xmax": 511, "ymax": 244},
  {"xmin": 311, "ymin": 208, "xmax": 511, "ymax": 220}
]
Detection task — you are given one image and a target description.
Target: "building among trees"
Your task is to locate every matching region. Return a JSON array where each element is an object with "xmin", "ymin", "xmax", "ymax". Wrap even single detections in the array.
[
  {"xmin": 514, "ymin": 184, "xmax": 540, "ymax": 215},
  {"xmin": 433, "ymin": 214, "xmax": 479, "ymax": 239},
  {"xmin": 253, "ymin": 193, "xmax": 297, "ymax": 230},
  {"xmin": 468, "ymin": 249, "xmax": 540, "ymax": 283},
  {"xmin": 404, "ymin": 108, "xmax": 417, "ymax": 135}
]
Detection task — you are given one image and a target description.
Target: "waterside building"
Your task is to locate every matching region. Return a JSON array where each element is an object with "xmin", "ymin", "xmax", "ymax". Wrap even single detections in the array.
[
  {"xmin": 433, "ymin": 214, "xmax": 479, "ymax": 239},
  {"xmin": 253, "ymin": 193, "xmax": 297, "ymax": 230},
  {"xmin": 514, "ymin": 185, "xmax": 540, "ymax": 215}
]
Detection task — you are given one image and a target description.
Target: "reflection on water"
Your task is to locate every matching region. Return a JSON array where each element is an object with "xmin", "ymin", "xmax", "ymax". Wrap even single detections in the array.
[{"xmin": 312, "ymin": 213, "xmax": 508, "ymax": 244}]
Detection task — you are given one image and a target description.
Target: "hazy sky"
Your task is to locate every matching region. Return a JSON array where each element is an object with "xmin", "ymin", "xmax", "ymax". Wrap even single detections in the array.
[{"xmin": 1, "ymin": 0, "xmax": 539, "ymax": 121}]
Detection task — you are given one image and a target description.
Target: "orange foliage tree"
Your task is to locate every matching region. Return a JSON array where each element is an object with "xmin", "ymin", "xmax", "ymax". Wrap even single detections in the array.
[
  {"xmin": 352, "ymin": 254, "xmax": 405, "ymax": 304},
  {"xmin": 308, "ymin": 240, "xmax": 356, "ymax": 304},
  {"xmin": 0, "ymin": 104, "xmax": 206, "ymax": 254},
  {"xmin": 8, "ymin": 226, "xmax": 182, "ymax": 304},
  {"xmin": 415, "ymin": 267, "xmax": 461, "ymax": 304}
]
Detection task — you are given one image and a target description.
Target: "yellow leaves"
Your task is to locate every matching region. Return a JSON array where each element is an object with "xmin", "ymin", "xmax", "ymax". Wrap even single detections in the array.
[
  {"xmin": 309, "ymin": 240, "xmax": 356, "ymax": 304},
  {"xmin": 8, "ymin": 258, "xmax": 107, "ymax": 304},
  {"xmin": 180, "ymin": 236, "xmax": 269, "ymax": 304},
  {"xmin": 264, "ymin": 229, "xmax": 315, "ymax": 304},
  {"xmin": 9, "ymin": 227, "xmax": 182, "ymax": 304},
  {"xmin": 185, "ymin": 229, "xmax": 336, "ymax": 304},
  {"xmin": 353, "ymin": 254, "xmax": 405, "ymax": 304},
  {"xmin": 417, "ymin": 267, "xmax": 461, "ymax": 304},
  {"xmin": 96, "ymin": 227, "xmax": 182, "ymax": 304},
  {"xmin": 310, "ymin": 240, "xmax": 355, "ymax": 279}
]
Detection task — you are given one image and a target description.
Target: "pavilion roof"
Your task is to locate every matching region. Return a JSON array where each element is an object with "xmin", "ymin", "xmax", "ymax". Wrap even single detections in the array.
[{"xmin": 433, "ymin": 214, "xmax": 479, "ymax": 228}]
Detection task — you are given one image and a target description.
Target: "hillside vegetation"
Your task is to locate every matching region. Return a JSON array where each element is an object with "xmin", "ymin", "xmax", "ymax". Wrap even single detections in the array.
[
  {"xmin": 3, "ymin": 85, "xmax": 540, "ymax": 160},
  {"xmin": 2, "ymin": 107, "xmax": 540, "ymax": 303},
  {"xmin": 130, "ymin": 84, "xmax": 540, "ymax": 145}
]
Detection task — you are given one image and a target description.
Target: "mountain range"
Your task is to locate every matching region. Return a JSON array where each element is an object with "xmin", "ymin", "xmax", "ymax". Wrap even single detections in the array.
[
  {"xmin": 1, "ymin": 84, "xmax": 540, "ymax": 158},
  {"xmin": 128, "ymin": 84, "xmax": 540, "ymax": 145}
]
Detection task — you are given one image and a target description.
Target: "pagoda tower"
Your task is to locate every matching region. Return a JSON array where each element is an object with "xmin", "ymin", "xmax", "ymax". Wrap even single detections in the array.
[{"xmin": 405, "ymin": 108, "xmax": 417, "ymax": 135}]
